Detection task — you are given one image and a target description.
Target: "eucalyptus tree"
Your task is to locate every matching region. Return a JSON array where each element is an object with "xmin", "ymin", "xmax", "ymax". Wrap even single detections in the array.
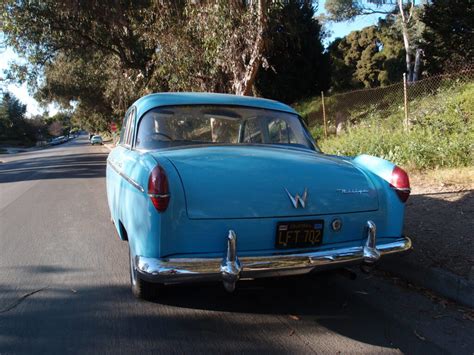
[
  {"xmin": 327, "ymin": 17, "xmax": 405, "ymax": 90},
  {"xmin": 325, "ymin": 0, "xmax": 425, "ymax": 81}
]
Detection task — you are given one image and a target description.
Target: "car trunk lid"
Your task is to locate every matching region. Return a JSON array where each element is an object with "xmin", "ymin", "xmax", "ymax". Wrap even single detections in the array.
[{"xmin": 156, "ymin": 146, "xmax": 378, "ymax": 219}]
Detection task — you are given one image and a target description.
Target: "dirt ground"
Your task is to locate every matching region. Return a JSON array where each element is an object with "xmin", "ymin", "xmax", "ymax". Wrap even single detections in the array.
[{"xmin": 403, "ymin": 167, "xmax": 474, "ymax": 279}]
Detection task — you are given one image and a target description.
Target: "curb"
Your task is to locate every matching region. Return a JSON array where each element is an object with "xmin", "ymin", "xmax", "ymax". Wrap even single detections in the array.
[{"xmin": 379, "ymin": 255, "xmax": 474, "ymax": 308}]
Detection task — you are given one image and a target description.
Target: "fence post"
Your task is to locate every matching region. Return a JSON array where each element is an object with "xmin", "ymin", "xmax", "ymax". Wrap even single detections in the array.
[
  {"xmin": 403, "ymin": 73, "xmax": 409, "ymax": 132},
  {"xmin": 321, "ymin": 91, "xmax": 328, "ymax": 138}
]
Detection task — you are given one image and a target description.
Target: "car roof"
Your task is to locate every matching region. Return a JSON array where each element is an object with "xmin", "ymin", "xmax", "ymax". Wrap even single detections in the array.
[{"xmin": 132, "ymin": 92, "xmax": 297, "ymax": 119}]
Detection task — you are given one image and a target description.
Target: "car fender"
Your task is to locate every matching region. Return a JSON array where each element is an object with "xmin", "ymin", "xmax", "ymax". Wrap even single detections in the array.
[
  {"xmin": 124, "ymin": 151, "xmax": 188, "ymax": 259},
  {"xmin": 351, "ymin": 154, "xmax": 406, "ymax": 238}
]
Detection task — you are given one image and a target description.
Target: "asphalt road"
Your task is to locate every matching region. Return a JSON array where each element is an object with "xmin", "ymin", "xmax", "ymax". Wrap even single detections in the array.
[{"xmin": 0, "ymin": 136, "xmax": 472, "ymax": 354}]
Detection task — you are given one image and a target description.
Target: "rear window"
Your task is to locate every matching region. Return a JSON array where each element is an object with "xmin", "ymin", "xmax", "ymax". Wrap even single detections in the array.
[{"xmin": 135, "ymin": 105, "xmax": 315, "ymax": 151}]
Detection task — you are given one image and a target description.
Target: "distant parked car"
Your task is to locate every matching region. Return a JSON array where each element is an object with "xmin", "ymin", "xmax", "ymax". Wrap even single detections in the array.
[
  {"xmin": 50, "ymin": 137, "xmax": 63, "ymax": 145},
  {"xmin": 106, "ymin": 93, "xmax": 412, "ymax": 300},
  {"xmin": 90, "ymin": 135, "xmax": 103, "ymax": 145},
  {"xmin": 58, "ymin": 135, "xmax": 68, "ymax": 143}
]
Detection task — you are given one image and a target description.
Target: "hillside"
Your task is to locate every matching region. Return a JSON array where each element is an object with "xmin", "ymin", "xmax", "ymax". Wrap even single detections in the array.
[{"xmin": 296, "ymin": 82, "xmax": 474, "ymax": 171}]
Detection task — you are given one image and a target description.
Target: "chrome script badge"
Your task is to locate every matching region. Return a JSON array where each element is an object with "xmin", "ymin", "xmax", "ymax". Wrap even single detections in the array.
[{"xmin": 337, "ymin": 188, "xmax": 369, "ymax": 194}]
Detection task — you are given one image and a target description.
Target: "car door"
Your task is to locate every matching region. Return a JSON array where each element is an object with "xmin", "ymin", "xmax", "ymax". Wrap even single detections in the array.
[
  {"xmin": 107, "ymin": 107, "xmax": 137, "ymax": 229},
  {"xmin": 117, "ymin": 107, "xmax": 149, "ymax": 238}
]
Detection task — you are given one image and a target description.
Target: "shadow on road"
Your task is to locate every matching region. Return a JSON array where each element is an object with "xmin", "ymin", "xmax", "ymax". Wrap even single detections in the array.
[
  {"xmin": 402, "ymin": 190, "xmax": 473, "ymax": 277},
  {"xmin": 0, "ymin": 153, "xmax": 107, "ymax": 183},
  {"xmin": 2, "ymin": 265, "xmax": 86, "ymax": 275},
  {"xmin": 0, "ymin": 271, "xmax": 446, "ymax": 354}
]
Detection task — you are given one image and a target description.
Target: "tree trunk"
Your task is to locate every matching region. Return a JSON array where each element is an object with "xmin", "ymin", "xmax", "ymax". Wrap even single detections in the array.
[
  {"xmin": 398, "ymin": 0, "xmax": 413, "ymax": 82},
  {"xmin": 413, "ymin": 48, "xmax": 422, "ymax": 81},
  {"xmin": 233, "ymin": 0, "xmax": 267, "ymax": 96}
]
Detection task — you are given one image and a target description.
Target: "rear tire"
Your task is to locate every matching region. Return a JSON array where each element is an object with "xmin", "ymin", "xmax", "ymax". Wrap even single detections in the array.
[{"xmin": 129, "ymin": 247, "xmax": 161, "ymax": 300}]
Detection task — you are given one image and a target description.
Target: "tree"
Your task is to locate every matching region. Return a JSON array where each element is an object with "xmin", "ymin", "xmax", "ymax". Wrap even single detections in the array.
[
  {"xmin": 34, "ymin": 52, "xmax": 115, "ymax": 130},
  {"xmin": 0, "ymin": 93, "xmax": 26, "ymax": 138},
  {"xmin": 175, "ymin": 0, "xmax": 270, "ymax": 95},
  {"xmin": 0, "ymin": 92, "xmax": 39, "ymax": 143},
  {"xmin": 47, "ymin": 121, "xmax": 63, "ymax": 137},
  {"xmin": 2, "ymin": 0, "xmax": 331, "ymax": 130},
  {"xmin": 215, "ymin": 0, "xmax": 269, "ymax": 96},
  {"xmin": 255, "ymin": 0, "xmax": 329, "ymax": 103},
  {"xmin": 327, "ymin": 17, "xmax": 405, "ymax": 90},
  {"xmin": 1, "ymin": 0, "xmax": 272, "ymax": 122},
  {"xmin": 325, "ymin": 0, "xmax": 423, "ymax": 81},
  {"xmin": 422, "ymin": 0, "xmax": 474, "ymax": 74}
]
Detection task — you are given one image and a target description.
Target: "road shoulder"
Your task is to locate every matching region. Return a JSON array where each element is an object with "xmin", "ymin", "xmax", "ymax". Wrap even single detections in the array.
[{"xmin": 380, "ymin": 169, "xmax": 474, "ymax": 308}]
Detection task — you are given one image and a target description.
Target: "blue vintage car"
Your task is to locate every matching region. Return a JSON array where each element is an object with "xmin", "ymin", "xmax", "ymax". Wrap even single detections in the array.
[{"xmin": 106, "ymin": 93, "xmax": 412, "ymax": 299}]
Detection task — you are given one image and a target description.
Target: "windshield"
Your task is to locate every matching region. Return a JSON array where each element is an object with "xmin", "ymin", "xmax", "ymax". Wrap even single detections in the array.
[{"xmin": 135, "ymin": 105, "xmax": 316, "ymax": 150}]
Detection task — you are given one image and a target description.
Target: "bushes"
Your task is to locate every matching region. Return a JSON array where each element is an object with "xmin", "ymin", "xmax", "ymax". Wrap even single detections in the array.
[{"xmin": 312, "ymin": 82, "xmax": 473, "ymax": 170}]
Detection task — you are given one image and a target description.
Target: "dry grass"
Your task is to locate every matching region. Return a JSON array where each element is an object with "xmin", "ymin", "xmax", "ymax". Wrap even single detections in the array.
[{"xmin": 409, "ymin": 166, "xmax": 474, "ymax": 195}]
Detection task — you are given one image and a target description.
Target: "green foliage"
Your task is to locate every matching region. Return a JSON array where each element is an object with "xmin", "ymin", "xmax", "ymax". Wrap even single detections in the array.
[
  {"xmin": 315, "ymin": 82, "xmax": 474, "ymax": 170},
  {"xmin": 422, "ymin": 0, "xmax": 474, "ymax": 74},
  {"xmin": 35, "ymin": 52, "xmax": 116, "ymax": 131},
  {"xmin": 255, "ymin": 1, "xmax": 329, "ymax": 103},
  {"xmin": 324, "ymin": 1, "xmax": 428, "ymax": 83},
  {"xmin": 293, "ymin": 96, "xmax": 323, "ymax": 122},
  {"xmin": 327, "ymin": 18, "xmax": 405, "ymax": 90},
  {"xmin": 1, "ymin": 1, "xmax": 328, "ymax": 129},
  {"xmin": 0, "ymin": 93, "xmax": 51, "ymax": 144},
  {"xmin": 1, "ymin": 0, "xmax": 184, "ymax": 122},
  {"xmin": 324, "ymin": 0, "xmax": 365, "ymax": 21},
  {"xmin": 324, "ymin": 0, "xmax": 404, "ymax": 22}
]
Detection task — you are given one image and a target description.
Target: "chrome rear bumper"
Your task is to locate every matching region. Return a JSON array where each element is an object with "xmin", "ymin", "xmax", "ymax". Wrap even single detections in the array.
[{"xmin": 135, "ymin": 221, "xmax": 411, "ymax": 291}]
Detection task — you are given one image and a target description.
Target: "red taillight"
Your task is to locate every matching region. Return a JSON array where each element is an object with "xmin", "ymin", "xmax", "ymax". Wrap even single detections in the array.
[
  {"xmin": 148, "ymin": 165, "xmax": 170, "ymax": 212},
  {"xmin": 390, "ymin": 166, "xmax": 411, "ymax": 202}
]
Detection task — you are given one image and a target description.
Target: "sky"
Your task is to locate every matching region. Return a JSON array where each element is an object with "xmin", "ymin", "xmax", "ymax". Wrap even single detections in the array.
[
  {"xmin": 0, "ymin": 43, "xmax": 60, "ymax": 117},
  {"xmin": 314, "ymin": 3, "xmax": 383, "ymax": 46},
  {"xmin": 0, "ymin": 1, "xmax": 383, "ymax": 117}
]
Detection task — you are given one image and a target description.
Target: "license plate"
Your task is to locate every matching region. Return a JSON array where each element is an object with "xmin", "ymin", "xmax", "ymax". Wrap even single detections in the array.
[{"xmin": 275, "ymin": 220, "xmax": 324, "ymax": 249}]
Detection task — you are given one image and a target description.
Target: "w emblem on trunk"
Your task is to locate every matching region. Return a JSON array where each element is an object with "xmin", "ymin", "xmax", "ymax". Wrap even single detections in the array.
[{"xmin": 285, "ymin": 188, "xmax": 308, "ymax": 209}]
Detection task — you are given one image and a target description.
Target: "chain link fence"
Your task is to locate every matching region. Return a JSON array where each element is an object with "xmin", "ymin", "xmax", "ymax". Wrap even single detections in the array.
[{"xmin": 303, "ymin": 65, "xmax": 474, "ymax": 137}]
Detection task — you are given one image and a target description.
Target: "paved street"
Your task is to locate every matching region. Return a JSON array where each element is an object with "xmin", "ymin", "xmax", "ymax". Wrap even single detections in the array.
[{"xmin": 0, "ymin": 136, "xmax": 472, "ymax": 354}]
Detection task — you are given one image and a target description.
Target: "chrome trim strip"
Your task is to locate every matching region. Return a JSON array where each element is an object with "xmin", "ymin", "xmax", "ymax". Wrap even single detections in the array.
[
  {"xmin": 390, "ymin": 187, "xmax": 412, "ymax": 193},
  {"xmin": 107, "ymin": 159, "xmax": 145, "ymax": 193},
  {"xmin": 135, "ymin": 236, "xmax": 412, "ymax": 284},
  {"xmin": 148, "ymin": 193, "xmax": 170, "ymax": 198}
]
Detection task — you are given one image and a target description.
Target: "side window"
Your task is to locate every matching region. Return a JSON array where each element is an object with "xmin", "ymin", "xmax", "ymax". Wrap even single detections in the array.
[
  {"xmin": 119, "ymin": 114, "xmax": 129, "ymax": 145},
  {"xmin": 120, "ymin": 108, "xmax": 135, "ymax": 147},
  {"xmin": 126, "ymin": 110, "xmax": 134, "ymax": 145}
]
